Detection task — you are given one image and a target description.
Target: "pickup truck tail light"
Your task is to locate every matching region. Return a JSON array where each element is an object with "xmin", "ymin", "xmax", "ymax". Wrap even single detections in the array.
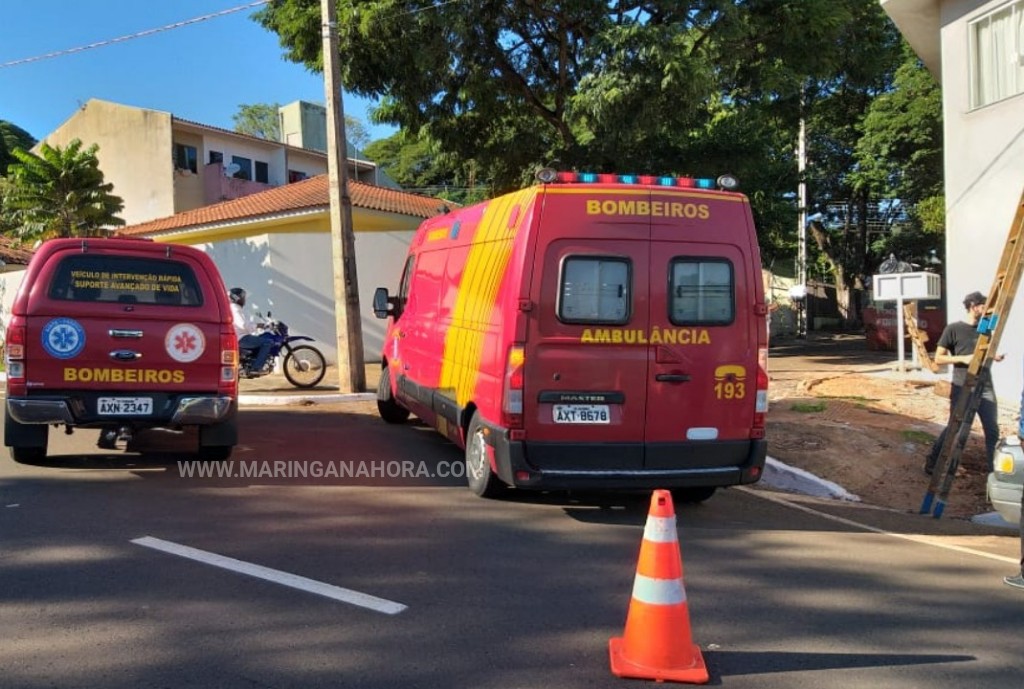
[
  {"xmin": 219, "ymin": 325, "xmax": 238, "ymax": 396},
  {"xmin": 5, "ymin": 317, "xmax": 26, "ymax": 397}
]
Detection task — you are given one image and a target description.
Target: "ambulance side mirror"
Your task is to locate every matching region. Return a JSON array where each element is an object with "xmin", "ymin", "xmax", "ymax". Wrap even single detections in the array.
[{"xmin": 373, "ymin": 287, "xmax": 398, "ymax": 319}]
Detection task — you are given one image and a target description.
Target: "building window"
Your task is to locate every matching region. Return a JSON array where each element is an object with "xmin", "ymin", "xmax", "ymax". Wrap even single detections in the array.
[
  {"xmin": 669, "ymin": 258, "xmax": 734, "ymax": 325},
  {"xmin": 558, "ymin": 256, "xmax": 630, "ymax": 324},
  {"xmin": 174, "ymin": 144, "xmax": 197, "ymax": 174},
  {"xmin": 255, "ymin": 161, "xmax": 269, "ymax": 184},
  {"xmin": 209, "ymin": 150, "xmax": 223, "ymax": 165},
  {"xmin": 231, "ymin": 155, "xmax": 252, "ymax": 181},
  {"xmin": 970, "ymin": 2, "xmax": 1024, "ymax": 108},
  {"xmin": 288, "ymin": 170, "xmax": 308, "ymax": 183}
]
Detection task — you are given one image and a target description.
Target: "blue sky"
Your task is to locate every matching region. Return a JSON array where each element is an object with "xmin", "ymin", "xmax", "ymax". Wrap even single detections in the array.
[{"xmin": 0, "ymin": 0, "xmax": 394, "ymax": 144}]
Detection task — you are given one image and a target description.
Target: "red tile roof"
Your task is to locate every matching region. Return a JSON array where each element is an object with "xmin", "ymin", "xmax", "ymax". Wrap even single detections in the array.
[
  {"xmin": 0, "ymin": 236, "xmax": 34, "ymax": 265},
  {"xmin": 118, "ymin": 175, "xmax": 452, "ymax": 237}
]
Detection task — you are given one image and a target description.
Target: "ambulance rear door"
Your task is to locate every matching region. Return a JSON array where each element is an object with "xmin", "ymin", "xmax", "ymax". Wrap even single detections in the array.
[
  {"xmin": 525, "ymin": 234, "xmax": 650, "ymax": 471},
  {"xmin": 644, "ymin": 236, "xmax": 756, "ymax": 470}
]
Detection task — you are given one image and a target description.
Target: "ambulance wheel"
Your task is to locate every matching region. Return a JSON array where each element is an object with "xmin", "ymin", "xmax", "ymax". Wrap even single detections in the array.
[
  {"xmin": 376, "ymin": 367, "xmax": 410, "ymax": 424},
  {"xmin": 465, "ymin": 412, "xmax": 504, "ymax": 498},
  {"xmin": 671, "ymin": 487, "xmax": 717, "ymax": 504}
]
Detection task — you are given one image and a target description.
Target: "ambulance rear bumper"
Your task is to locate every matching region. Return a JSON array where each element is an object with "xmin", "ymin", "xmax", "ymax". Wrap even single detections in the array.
[{"xmin": 489, "ymin": 430, "xmax": 767, "ymax": 490}]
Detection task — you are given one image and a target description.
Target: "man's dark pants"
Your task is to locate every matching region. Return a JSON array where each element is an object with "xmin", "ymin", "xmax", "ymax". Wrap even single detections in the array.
[{"xmin": 925, "ymin": 383, "xmax": 999, "ymax": 473}]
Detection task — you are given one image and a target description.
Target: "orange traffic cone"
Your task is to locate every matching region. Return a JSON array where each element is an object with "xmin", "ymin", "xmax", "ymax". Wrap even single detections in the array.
[{"xmin": 609, "ymin": 489, "xmax": 709, "ymax": 684}]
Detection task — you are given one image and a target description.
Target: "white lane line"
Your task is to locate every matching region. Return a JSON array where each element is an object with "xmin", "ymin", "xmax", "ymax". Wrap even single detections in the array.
[
  {"xmin": 738, "ymin": 487, "xmax": 1018, "ymax": 565},
  {"xmin": 131, "ymin": 536, "xmax": 407, "ymax": 615}
]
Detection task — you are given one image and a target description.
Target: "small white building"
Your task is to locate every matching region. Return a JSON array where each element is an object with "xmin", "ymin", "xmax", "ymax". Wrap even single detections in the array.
[
  {"xmin": 114, "ymin": 174, "xmax": 447, "ymax": 364},
  {"xmin": 8, "ymin": 98, "xmax": 448, "ymax": 366}
]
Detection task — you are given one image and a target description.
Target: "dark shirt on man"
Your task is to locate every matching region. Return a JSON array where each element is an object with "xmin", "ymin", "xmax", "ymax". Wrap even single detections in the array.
[{"xmin": 936, "ymin": 321, "xmax": 990, "ymax": 387}]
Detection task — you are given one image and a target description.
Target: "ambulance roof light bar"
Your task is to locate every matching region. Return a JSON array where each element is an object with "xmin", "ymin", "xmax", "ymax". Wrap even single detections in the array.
[{"xmin": 536, "ymin": 167, "xmax": 739, "ymax": 191}]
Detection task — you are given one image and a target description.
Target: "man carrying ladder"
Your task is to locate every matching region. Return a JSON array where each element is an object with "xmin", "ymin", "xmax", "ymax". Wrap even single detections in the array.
[{"xmin": 922, "ymin": 290, "xmax": 1005, "ymax": 476}]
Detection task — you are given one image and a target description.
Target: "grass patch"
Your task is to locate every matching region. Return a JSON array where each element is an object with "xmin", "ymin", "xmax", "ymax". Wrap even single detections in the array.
[
  {"xmin": 791, "ymin": 401, "xmax": 827, "ymax": 413},
  {"xmin": 816, "ymin": 395, "xmax": 879, "ymax": 403},
  {"xmin": 902, "ymin": 430, "xmax": 935, "ymax": 445}
]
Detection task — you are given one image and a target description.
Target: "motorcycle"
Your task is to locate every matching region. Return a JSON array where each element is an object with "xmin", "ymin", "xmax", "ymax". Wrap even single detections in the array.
[{"xmin": 239, "ymin": 313, "xmax": 327, "ymax": 389}]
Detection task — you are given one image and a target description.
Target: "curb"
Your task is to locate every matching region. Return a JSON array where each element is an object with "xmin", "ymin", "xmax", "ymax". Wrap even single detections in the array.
[
  {"xmin": 762, "ymin": 456, "xmax": 861, "ymax": 502},
  {"xmin": 239, "ymin": 392, "xmax": 376, "ymax": 406}
]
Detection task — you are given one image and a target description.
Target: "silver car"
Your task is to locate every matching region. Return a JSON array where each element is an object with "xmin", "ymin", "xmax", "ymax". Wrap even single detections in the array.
[{"xmin": 987, "ymin": 437, "xmax": 1023, "ymax": 525}]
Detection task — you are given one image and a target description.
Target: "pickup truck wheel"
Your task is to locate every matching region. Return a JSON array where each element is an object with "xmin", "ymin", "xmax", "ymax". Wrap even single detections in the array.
[
  {"xmin": 6, "ymin": 416, "xmax": 49, "ymax": 464},
  {"xmin": 10, "ymin": 445, "xmax": 47, "ymax": 465},
  {"xmin": 671, "ymin": 487, "xmax": 717, "ymax": 504},
  {"xmin": 377, "ymin": 367, "xmax": 410, "ymax": 424},
  {"xmin": 198, "ymin": 445, "xmax": 233, "ymax": 462},
  {"xmin": 465, "ymin": 413, "xmax": 504, "ymax": 498}
]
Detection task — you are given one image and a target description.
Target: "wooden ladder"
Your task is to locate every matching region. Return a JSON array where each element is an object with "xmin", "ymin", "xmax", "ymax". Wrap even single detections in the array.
[
  {"xmin": 921, "ymin": 186, "xmax": 1024, "ymax": 518},
  {"xmin": 903, "ymin": 302, "xmax": 939, "ymax": 373}
]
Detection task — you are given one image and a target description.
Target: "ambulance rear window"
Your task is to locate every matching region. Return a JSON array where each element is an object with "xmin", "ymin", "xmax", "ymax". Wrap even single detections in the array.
[
  {"xmin": 670, "ymin": 259, "xmax": 734, "ymax": 325},
  {"xmin": 558, "ymin": 256, "xmax": 630, "ymax": 324},
  {"xmin": 48, "ymin": 255, "xmax": 203, "ymax": 307}
]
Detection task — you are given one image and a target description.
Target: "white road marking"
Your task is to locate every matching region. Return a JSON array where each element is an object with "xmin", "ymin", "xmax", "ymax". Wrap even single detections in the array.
[
  {"xmin": 131, "ymin": 536, "xmax": 407, "ymax": 614},
  {"xmin": 739, "ymin": 487, "xmax": 1018, "ymax": 565}
]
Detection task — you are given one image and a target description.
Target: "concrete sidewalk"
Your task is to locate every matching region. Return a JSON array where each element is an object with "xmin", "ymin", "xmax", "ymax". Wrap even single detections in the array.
[{"xmin": 237, "ymin": 363, "xmax": 380, "ymax": 406}]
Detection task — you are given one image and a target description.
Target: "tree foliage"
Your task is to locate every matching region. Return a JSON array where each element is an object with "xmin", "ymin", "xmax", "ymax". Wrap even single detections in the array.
[
  {"xmin": 363, "ymin": 130, "xmax": 489, "ymax": 204},
  {"xmin": 256, "ymin": 0, "xmax": 945, "ymax": 309},
  {"xmin": 233, "ymin": 103, "xmax": 281, "ymax": 140},
  {"xmin": 234, "ymin": 101, "xmax": 372, "ymax": 159},
  {"xmin": 2, "ymin": 139, "xmax": 125, "ymax": 240},
  {"xmin": 803, "ymin": 40, "xmax": 943, "ymax": 319},
  {"xmin": 257, "ymin": 1, "xmax": 869, "ymax": 175},
  {"xmin": 1, "ymin": 120, "xmax": 37, "ymax": 176}
]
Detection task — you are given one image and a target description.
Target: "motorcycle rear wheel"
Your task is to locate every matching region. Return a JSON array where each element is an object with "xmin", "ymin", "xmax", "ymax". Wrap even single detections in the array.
[{"xmin": 283, "ymin": 345, "xmax": 327, "ymax": 388}]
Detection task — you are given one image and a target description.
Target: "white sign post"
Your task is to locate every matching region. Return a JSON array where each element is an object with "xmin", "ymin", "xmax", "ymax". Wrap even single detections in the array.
[{"xmin": 871, "ymin": 272, "xmax": 942, "ymax": 373}]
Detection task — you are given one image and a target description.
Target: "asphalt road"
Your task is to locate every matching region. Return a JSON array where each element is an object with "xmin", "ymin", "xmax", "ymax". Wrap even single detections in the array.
[{"xmin": 1, "ymin": 402, "xmax": 1022, "ymax": 689}]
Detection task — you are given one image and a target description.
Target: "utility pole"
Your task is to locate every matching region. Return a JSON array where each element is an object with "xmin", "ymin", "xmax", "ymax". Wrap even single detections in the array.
[
  {"xmin": 796, "ymin": 100, "xmax": 808, "ymax": 339},
  {"xmin": 321, "ymin": 0, "xmax": 365, "ymax": 392}
]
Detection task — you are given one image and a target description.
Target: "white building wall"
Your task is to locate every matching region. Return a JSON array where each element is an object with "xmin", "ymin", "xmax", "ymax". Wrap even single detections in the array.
[
  {"xmin": 0, "ymin": 270, "xmax": 26, "ymax": 328},
  {"xmin": 940, "ymin": 0, "xmax": 1024, "ymax": 407},
  {"xmin": 200, "ymin": 230, "xmax": 414, "ymax": 364}
]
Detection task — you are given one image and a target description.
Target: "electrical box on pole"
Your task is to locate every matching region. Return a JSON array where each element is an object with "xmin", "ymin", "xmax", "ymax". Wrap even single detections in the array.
[{"xmin": 870, "ymin": 271, "xmax": 941, "ymax": 372}]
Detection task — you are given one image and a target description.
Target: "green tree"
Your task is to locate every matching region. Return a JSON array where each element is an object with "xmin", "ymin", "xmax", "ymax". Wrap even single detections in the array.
[
  {"xmin": 233, "ymin": 103, "xmax": 281, "ymax": 140},
  {"xmin": 0, "ymin": 120, "xmax": 37, "ymax": 176},
  {"xmin": 256, "ymin": 0, "xmax": 924, "ymax": 277},
  {"xmin": 234, "ymin": 102, "xmax": 372, "ymax": 155},
  {"xmin": 787, "ymin": 8, "xmax": 907, "ymax": 321},
  {"xmin": 364, "ymin": 130, "xmax": 488, "ymax": 204},
  {"xmin": 2, "ymin": 139, "xmax": 124, "ymax": 240},
  {"xmin": 256, "ymin": 2, "xmax": 869, "ymax": 183},
  {"xmin": 799, "ymin": 37, "xmax": 943, "ymax": 324},
  {"xmin": 854, "ymin": 45, "xmax": 944, "ymax": 268}
]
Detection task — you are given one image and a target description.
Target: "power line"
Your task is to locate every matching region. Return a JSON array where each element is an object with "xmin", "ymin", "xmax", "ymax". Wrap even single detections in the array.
[{"xmin": 0, "ymin": 1, "xmax": 271, "ymax": 69}]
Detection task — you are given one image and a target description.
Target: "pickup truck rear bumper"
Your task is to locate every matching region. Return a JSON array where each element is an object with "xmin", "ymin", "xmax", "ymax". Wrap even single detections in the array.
[{"xmin": 7, "ymin": 395, "xmax": 235, "ymax": 426}]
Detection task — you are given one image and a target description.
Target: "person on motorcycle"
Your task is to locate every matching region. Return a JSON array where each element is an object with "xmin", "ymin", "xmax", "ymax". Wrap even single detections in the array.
[{"xmin": 229, "ymin": 287, "xmax": 273, "ymax": 374}]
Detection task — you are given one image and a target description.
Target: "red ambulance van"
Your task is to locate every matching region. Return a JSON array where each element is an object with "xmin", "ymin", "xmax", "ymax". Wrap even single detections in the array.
[{"xmin": 373, "ymin": 169, "xmax": 768, "ymax": 499}]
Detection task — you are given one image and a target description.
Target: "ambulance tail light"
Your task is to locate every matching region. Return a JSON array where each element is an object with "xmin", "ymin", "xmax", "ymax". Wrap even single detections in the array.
[
  {"xmin": 502, "ymin": 344, "xmax": 525, "ymax": 428},
  {"xmin": 752, "ymin": 347, "xmax": 769, "ymax": 438},
  {"xmin": 5, "ymin": 318, "xmax": 26, "ymax": 396},
  {"xmin": 219, "ymin": 325, "xmax": 238, "ymax": 396}
]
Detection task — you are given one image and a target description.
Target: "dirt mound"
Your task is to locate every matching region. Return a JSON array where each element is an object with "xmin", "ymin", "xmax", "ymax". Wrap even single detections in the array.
[{"xmin": 767, "ymin": 363, "xmax": 1018, "ymax": 519}]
